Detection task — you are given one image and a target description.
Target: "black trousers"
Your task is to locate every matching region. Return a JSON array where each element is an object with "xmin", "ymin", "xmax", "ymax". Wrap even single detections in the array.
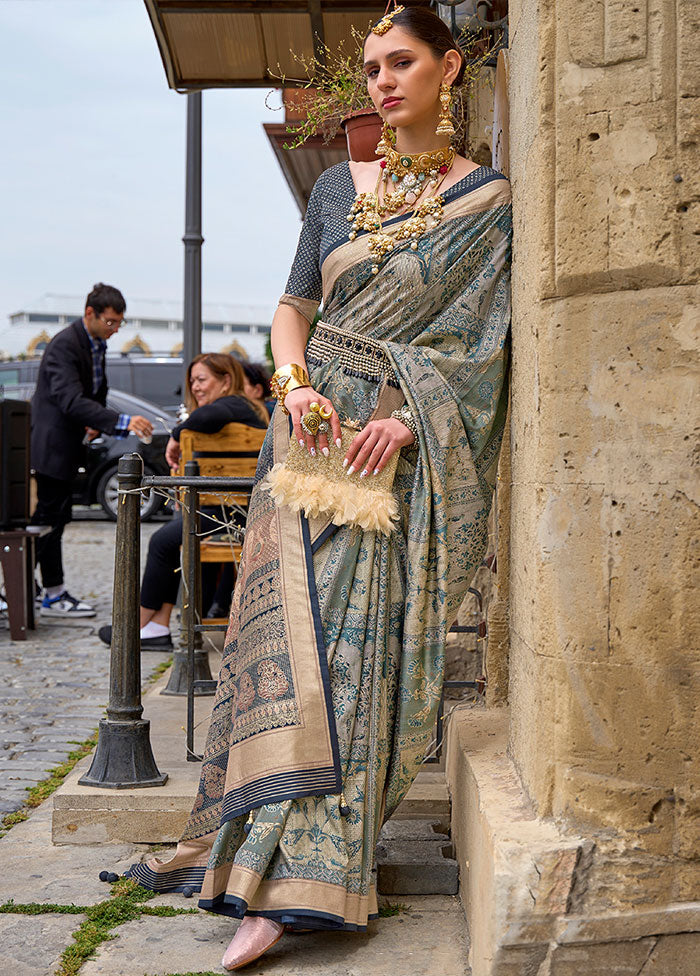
[
  {"xmin": 30, "ymin": 472, "xmax": 73, "ymax": 589},
  {"xmin": 140, "ymin": 509, "xmax": 225, "ymax": 613}
]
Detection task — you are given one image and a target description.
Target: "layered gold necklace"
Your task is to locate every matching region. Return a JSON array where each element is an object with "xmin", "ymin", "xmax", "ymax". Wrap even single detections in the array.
[{"xmin": 347, "ymin": 144, "xmax": 456, "ymax": 274}]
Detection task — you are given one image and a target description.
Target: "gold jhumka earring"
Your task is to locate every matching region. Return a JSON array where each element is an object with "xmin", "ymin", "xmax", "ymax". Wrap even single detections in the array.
[
  {"xmin": 435, "ymin": 83, "xmax": 455, "ymax": 137},
  {"xmin": 375, "ymin": 119, "xmax": 395, "ymax": 157}
]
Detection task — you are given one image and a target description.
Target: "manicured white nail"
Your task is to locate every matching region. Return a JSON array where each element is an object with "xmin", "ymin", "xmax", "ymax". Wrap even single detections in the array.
[
  {"xmin": 299, "ymin": 439, "xmax": 305, "ymax": 446},
  {"xmin": 373, "ymin": 468, "xmax": 380, "ymax": 476},
  {"xmin": 342, "ymin": 458, "xmax": 349, "ymax": 468},
  {"xmin": 346, "ymin": 465, "xmax": 355, "ymax": 476},
  {"xmin": 335, "ymin": 438, "xmax": 342, "ymax": 449},
  {"xmin": 322, "ymin": 447, "xmax": 330, "ymax": 457},
  {"xmin": 310, "ymin": 447, "xmax": 316, "ymax": 456},
  {"xmin": 360, "ymin": 469, "xmax": 368, "ymax": 479}
]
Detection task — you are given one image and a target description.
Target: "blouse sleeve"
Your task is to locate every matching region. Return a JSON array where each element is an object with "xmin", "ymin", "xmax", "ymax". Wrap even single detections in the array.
[{"xmin": 278, "ymin": 173, "xmax": 325, "ymax": 325}]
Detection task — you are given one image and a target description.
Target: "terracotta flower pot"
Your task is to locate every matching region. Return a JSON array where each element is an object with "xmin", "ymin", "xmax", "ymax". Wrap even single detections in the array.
[{"xmin": 341, "ymin": 109, "xmax": 383, "ymax": 162}]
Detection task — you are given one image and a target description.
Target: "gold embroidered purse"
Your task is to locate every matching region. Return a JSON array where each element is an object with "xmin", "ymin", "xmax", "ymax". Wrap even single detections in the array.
[{"xmin": 262, "ymin": 423, "xmax": 400, "ymax": 535}]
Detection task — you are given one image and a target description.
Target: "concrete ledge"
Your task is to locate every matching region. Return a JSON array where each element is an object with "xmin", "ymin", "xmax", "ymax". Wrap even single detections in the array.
[
  {"xmin": 52, "ymin": 668, "xmax": 450, "ymax": 846},
  {"xmin": 445, "ymin": 707, "xmax": 700, "ymax": 976},
  {"xmin": 52, "ymin": 665, "xmax": 211, "ymax": 845}
]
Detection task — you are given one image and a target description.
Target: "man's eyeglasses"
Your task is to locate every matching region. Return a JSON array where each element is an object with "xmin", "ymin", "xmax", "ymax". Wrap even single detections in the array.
[{"xmin": 98, "ymin": 315, "xmax": 126, "ymax": 329}]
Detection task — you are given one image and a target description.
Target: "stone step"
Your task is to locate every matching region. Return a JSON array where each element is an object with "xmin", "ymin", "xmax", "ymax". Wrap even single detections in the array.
[{"xmin": 376, "ymin": 835, "xmax": 459, "ymax": 895}]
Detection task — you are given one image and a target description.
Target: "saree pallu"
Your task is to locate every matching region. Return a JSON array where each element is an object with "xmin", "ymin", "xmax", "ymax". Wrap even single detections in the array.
[{"xmin": 127, "ymin": 174, "xmax": 512, "ymax": 931}]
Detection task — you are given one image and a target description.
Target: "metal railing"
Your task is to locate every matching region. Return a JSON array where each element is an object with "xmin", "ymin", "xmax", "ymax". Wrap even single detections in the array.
[{"xmin": 80, "ymin": 453, "xmax": 254, "ymax": 787}]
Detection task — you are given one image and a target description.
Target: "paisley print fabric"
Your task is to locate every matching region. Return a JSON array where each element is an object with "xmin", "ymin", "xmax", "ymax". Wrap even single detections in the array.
[{"xmin": 126, "ymin": 163, "xmax": 512, "ymax": 932}]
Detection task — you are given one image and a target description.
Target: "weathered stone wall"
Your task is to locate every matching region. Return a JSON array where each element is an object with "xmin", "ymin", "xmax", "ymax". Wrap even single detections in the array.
[{"xmin": 508, "ymin": 0, "xmax": 699, "ymax": 912}]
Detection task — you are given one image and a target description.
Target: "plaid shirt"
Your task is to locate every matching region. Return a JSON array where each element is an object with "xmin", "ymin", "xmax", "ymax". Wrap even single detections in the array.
[{"xmin": 83, "ymin": 323, "xmax": 129, "ymax": 436}]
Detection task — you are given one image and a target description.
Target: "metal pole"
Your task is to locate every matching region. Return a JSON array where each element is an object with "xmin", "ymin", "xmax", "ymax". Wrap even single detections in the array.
[
  {"xmin": 161, "ymin": 461, "xmax": 214, "ymax": 702},
  {"xmin": 182, "ymin": 91, "xmax": 203, "ymax": 382},
  {"xmin": 186, "ymin": 467, "xmax": 198, "ymax": 760},
  {"xmin": 80, "ymin": 454, "xmax": 167, "ymax": 788}
]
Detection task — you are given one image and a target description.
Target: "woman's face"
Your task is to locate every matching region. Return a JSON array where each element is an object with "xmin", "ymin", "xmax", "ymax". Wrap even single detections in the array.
[
  {"xmin": 363, "ymin": 26, "xmax": 451, "ymax": 131},
  {"xmin": 189, "ymin": 362, "xmax": 231, "ymax": 407},
  {"xmin": 242, "ymin": 376, "xmax": 264, "ymax": 402}
]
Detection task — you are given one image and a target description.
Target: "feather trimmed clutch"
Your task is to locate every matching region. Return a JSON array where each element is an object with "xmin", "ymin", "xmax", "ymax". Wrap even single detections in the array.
[{"xmin": 262, "ymin": 424, "xmax": 400, "ymax": 535}]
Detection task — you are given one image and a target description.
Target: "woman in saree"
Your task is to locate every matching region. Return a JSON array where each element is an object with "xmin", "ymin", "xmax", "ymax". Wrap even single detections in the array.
[{"xmin": 124, "ymin": 5, "xmax": 511, "ymax": 970}]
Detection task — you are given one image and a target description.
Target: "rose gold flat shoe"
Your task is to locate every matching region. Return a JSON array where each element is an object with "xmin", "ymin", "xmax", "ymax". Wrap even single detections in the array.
[{"xmin": 222, "ymin": 916, "xmax": 284, "ymax": 971}]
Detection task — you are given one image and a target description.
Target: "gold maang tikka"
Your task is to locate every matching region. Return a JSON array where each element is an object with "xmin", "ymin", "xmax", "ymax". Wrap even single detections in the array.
[
  {"xmin": 371, "ymin": 3, "xmax": 404, "ymax": 36},
  {"xmin": 436, "ymin": 83, "xmax": 455, "ymax": 137}
]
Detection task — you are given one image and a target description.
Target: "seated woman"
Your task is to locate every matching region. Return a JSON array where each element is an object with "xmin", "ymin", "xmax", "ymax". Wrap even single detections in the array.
[
  {"xmin": 237, "ymin": 359, "xmax": 274, "ymax": 418},
  {"xmin": 98, "ymin": 353, "xmax": 269, "ymax": 651}
]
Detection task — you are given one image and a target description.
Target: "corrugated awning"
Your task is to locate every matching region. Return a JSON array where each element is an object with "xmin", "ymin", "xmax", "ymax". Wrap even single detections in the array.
[
  {"xmin": 263, "ymin": 123, "xmax": 348, "ymax": 214},
  {"xmin": 143, "ymin": 0, "xmax": 397, "ymax": 90}
]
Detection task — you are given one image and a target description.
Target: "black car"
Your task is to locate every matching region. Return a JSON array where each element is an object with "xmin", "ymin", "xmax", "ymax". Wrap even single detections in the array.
[
  {"xmin": 74, "ymin": 389, "xmax": 177, "ymax": 520},
  {"xmin": 0, "ymin": 356, "xmax": 184, "ymax": 414},
  {"xmin": 1, "ymin": 383, "xmax": 177, "ymax": 521}
]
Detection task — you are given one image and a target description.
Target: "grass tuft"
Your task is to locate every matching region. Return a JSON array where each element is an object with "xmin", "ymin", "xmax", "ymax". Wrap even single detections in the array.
[
  {"xmin": 0, "ymin": 900, "xmax": 85, "ymax": 915},
  {"xmin": 378, "ymin": 900, "xmax": 410, "ymax": 917}
]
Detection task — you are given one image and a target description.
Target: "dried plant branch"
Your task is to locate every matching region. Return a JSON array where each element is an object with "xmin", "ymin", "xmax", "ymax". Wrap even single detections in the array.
[{"xmin": 267, "ymin": 26, "xmax": 503, "ymax": 153}]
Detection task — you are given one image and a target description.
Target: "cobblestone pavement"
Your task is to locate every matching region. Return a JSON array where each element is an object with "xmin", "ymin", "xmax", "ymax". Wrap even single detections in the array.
[{"xmin": 0, "ymin": 516, "xmax": 174, "ymax": 815}]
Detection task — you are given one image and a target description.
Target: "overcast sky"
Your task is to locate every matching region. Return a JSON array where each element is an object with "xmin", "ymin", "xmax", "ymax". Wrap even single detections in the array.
[{"xmin": 0, "ymin": 0, "xmax": 302, "ymax": 328}]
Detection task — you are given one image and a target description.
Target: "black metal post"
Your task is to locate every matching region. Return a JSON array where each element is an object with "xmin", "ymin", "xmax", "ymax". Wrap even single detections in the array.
[
  {"xmin": 182, "ymin": 91, "xmax": 203, "ymax": 383},
  {"xmin": 79, "ymin": 454, "xmax": 167, "ymax": 788},
  {"xmin": 160, "ymin": 460, "xmax": 214, "ymax": 699}
]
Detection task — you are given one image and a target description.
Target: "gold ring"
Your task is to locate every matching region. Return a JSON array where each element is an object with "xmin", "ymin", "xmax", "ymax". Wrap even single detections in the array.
[
  {"xmin": 319, "ymin": 404, "xmax": 333, "ymax": 419},
  {"xmin": 301, "ymin": 411, "xmax": 321, "ymax": 436},
  {"xmin": 309, "ymin": 401, "xmax": 320, "ymax": 413}
]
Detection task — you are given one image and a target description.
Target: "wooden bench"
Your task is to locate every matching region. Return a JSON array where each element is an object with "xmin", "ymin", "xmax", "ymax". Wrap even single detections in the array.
[{"xmin": 179, "ymin": 422, "xmax": 267, "ymax": 623}]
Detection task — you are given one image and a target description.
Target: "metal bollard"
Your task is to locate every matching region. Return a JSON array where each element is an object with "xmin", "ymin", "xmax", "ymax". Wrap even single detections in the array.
[
  {"xmin": 161, "ymin": 459, "xmax": 215, "ymax": 699},
  {"xmin": 79, "ymin": 454, "xmax": 167, "ymax": 788}
]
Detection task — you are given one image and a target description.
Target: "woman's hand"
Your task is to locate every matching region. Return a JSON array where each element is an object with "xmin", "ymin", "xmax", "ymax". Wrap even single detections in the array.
[
  {"xmin": 284, "ymin": 387, "xmax": 342, "ymax": 457},
  {"xmin": 165, "ymin": 436, "xmax": 181, "ymax": 471},
  {"xmin": 344, "ymin": 418, "xmax": 415, "ymax": 477}
]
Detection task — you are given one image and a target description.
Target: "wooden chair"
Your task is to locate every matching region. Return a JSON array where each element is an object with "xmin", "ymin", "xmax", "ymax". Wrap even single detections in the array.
[{"xmin": 178, "ymin": 422, "xmax": 267, "ymax": 623}]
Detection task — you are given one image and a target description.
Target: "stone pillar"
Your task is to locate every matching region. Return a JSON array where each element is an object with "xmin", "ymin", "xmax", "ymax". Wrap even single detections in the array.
[
  {"xmin": 509, "ymin": 0, "xmax": 699, "ymax": 905},
  {"xmin": 446, "ymin": 2, "xmax": 700, "ymax": 972}
]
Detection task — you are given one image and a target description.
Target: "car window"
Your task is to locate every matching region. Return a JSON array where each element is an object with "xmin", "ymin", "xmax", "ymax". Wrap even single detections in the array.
[
  {"xmin": 132, "ymin": 364, "xmax": 182, "ymax": 409},
  {"xmin": 106, "ymin": 361, "xmax": 132, "ymax": 392},
  {"xmin": 0, "ymin": 368, "xmax": 20, "ymax": 386},
  {"xmin": 106, "ymin": 389, "xmax": 177, "ymax": 430}
]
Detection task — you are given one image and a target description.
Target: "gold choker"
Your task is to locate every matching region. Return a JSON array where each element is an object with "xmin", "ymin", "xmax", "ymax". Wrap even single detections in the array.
[{"xmin": 382, "ymin": 145, "xmax": 455, "ymax": 206}]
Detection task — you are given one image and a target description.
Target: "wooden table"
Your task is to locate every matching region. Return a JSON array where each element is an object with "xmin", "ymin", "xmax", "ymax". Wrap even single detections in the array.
[{"xmin": 0, "ymin": 525, "xmax": 50, "ymax": 641}]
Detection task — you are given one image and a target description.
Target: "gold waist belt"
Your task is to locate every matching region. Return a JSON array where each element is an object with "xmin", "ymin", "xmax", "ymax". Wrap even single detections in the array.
[{"xmin": 306, "ymin": 321, "xmax": 400, "ymax": 388}]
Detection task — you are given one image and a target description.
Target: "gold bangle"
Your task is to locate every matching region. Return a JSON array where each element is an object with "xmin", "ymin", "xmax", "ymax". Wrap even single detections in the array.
[{"xmin": 270, "ymin": 363, "xmax": 310, "ymax": 415}]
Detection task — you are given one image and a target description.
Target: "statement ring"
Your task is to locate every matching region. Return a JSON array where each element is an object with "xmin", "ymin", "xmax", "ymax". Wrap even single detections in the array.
[
  {"xmin": 301, "ymin": 411, "xmax": 321, "ymax": 436},
  {"xmin": 319, "ymin": 404, "xmax": 333, "ymax": 419}
]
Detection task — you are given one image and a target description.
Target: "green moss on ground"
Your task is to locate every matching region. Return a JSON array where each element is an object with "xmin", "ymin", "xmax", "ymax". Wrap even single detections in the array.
[
  {"xmin": 378, "ymin": 900, "xmax": 410, "ymax": 917},
  {"xmin": 1, "ymin": 879, "xmax": 197, "ymax": 976},
  {"xmin": 0, "ymin": 733, "xmax": 99, "ymax": 839}
]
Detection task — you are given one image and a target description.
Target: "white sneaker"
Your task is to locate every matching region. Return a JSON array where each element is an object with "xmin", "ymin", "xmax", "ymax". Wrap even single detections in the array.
[{"xmin": 41, "ymin": 590, "xmax": 96, "ymax": 618}]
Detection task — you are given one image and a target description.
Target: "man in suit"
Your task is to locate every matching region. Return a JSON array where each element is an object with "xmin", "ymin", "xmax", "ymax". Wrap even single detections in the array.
[{"xmin": 30, "ymin": 282, "xmax": 153, "ymax": 618}]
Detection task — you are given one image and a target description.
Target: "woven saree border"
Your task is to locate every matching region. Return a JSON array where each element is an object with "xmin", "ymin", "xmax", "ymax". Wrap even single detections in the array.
[
  {"xmin": 199, "ymin": 891, "xmax": 377, "ymax": 931},
  {"xmin": 220, "ymin": 511, "xmax": 342, "ymax": 825},
  {"xmin": 125, "ymin": 862, "xmax": 206, "ymax": 893}
]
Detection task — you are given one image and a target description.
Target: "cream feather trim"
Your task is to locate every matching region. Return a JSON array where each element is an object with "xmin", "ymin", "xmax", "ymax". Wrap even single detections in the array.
[{"xmin": 262, "ymin": 464, "xmax": 399, "ymax": 535}]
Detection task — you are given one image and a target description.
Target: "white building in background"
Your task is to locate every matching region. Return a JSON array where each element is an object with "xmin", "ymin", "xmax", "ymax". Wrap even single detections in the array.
[{"xmin": 0, "ymin": 293, "xmax": 278, "ymax": 362}]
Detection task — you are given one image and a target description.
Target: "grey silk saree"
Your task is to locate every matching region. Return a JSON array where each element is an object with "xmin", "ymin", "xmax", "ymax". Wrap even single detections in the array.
[{"xmin": 127, "ymin": 163, "xmax": 512, "ymax": 930}]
